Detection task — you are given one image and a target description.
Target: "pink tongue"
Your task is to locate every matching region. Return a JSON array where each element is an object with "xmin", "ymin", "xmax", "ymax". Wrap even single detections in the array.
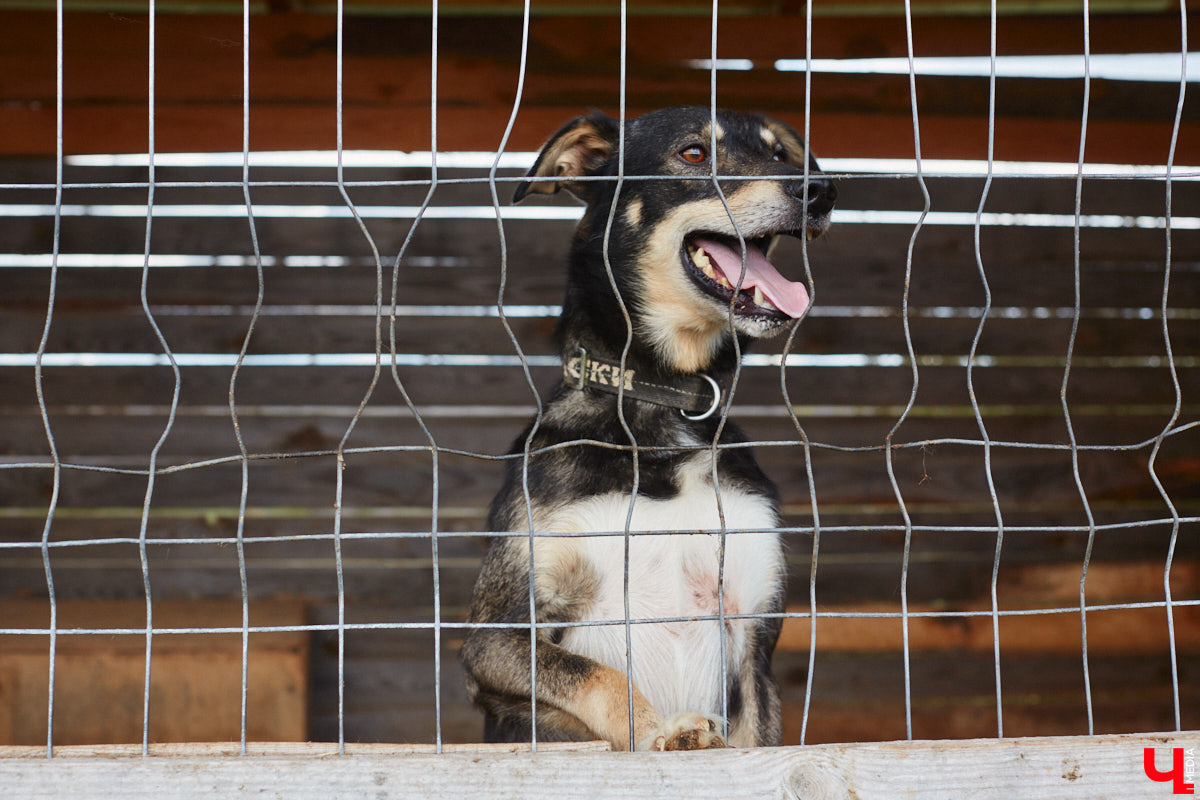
[{"xmin": 693, "ymin": 237, "xmax": 811, "ymax": 318}]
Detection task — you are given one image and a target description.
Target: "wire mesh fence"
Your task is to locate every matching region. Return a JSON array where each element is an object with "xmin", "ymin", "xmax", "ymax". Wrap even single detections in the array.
[{"xmin": 0, "ymin": 0, "xmax": 1196, "ymax": 762}]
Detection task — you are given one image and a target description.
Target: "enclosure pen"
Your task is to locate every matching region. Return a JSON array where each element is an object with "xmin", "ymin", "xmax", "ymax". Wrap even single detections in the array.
[{"xmin": 0, "ymin": 0, "xmax": 1197, "ymax": 796}]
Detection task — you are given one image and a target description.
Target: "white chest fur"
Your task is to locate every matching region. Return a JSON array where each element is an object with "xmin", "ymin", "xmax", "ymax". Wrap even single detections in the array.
[{"xmin": 532, "ymin": 456, "xmax": 783, "ymax": 719}]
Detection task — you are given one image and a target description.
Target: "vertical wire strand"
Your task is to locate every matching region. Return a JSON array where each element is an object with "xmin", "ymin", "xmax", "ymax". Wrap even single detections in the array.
[
  {"xmin": 705, "ymin": 1, "xmax": 749, "ymax": 742},
  {"xmin": 484, "ymin": 0, "xmax": 542, "ymax": 750},
  {"xmin": 709, "ymin": 0, "xmax": 732, "ymax": 741},
  {"xmin": 332, "ymin": 4, "xmax": 350, "ymax": 751},
  {"xmin": 34, "ymin": 0, "xmax": 66, "ymax": 759},
  {"xmin": 332, "ymin": 0, "xmax": 393, "ymax": 752},
  {"xmin": 969, "ymin": 0, "xmax": 1007, "ymax": 739},
  {"xmin": 1148, "ymin": 0, "xmax": 1188, "ymax": 733},
  {"xmin": 230, "ymin": 0, "xmax": 266, "ymax": 756},
  {"xmin": 135, "ymin": 0, "xmax": 187, "ymax": 755},
  {"xmin": 384, "ymin": 0, "xmax": 445, "ymax": 752},
  {"xmin": 592, "ymin": 0, "xmax": 642, "ymax": 752},
  {"xmin": 887, "ymin": 0, "xmax": 932, "ymax": 741},
  {"xmin": 1064, "ymin": 0, "xmax": 1099, "ymax": 736},
  {"xmin": 782, "ymin": 0, "xmax": 822, "ymax": 746}
]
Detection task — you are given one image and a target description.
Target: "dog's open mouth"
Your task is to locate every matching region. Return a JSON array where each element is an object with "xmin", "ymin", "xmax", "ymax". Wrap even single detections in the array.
[{"xmin": 682, "ymin": 234, "xmax": 811, "ymax": 319}]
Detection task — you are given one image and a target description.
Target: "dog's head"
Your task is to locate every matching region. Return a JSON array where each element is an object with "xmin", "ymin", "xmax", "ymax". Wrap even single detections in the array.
[{"xmin": 515, "ymin": 107, "xmax": 835, "ymax": 374}]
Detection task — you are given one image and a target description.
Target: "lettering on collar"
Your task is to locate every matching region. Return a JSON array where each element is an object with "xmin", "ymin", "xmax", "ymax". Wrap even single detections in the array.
[{"xmin": 564, "ymin": 356, "xmax": 636, "ymax": 392}]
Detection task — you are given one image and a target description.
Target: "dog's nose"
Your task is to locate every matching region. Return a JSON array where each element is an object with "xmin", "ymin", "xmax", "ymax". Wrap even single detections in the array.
[
  {"xmin": 791, "ymin": 177, "xmax": 836, "ymax": 217},
  {"xmin": 787, "ymin": 176, "xmax": 835, "ymax": 215}
]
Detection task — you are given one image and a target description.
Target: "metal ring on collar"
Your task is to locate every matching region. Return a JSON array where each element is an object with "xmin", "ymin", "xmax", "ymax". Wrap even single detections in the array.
[{"xmin": 680, "ymin": 373, "xmax": 722, "ymax": 421}]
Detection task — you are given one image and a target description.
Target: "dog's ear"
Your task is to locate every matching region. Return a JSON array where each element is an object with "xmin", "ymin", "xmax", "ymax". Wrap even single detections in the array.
[{"xmin": 513, "ymin": 111, "xmax": 620, "ymax": 203}]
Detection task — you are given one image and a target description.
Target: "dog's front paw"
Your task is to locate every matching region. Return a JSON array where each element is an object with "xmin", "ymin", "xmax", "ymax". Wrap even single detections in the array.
[{"xmin": 639, "ymin": 712, "xmax": 727, "ymax": 751}]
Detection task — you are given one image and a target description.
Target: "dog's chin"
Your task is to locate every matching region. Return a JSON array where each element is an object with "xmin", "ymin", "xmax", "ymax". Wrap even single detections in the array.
[{"xmin": 730, "ymin": 311, "xmax": 793, "ymax": 339}]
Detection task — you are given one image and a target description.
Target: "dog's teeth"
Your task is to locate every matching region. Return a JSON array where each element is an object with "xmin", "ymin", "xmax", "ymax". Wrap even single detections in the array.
[
  {"xmin": 751, "ymin": 287, "xmax": 777, "ymax": 311},
  {"xmin": 690, "ymin": 244, "xmax": 734, "ymax": 289}
]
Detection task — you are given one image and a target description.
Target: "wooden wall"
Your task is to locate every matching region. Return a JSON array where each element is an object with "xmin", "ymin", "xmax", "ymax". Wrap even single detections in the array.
[
  {"xmin": 1, "ymin": 4, "xmax": 1198, "ymax": 160},
  {"xmin": 0, "ymin": 0, "xmax": 1197, "ymax": 747}
]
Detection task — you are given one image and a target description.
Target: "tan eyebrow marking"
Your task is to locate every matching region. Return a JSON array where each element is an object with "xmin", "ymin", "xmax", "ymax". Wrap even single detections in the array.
[
  {"xmin": 699, "ymin": 120, "xmax": 726, "ymax": 143},
  {"xmin": 765, "ymin": 120, "xmax": 808, "ymax": 164}
]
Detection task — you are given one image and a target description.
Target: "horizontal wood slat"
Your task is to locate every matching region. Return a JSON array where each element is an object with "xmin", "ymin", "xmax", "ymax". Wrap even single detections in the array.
[
  {"xmin": 10, "ymin": 0, "xmax": 1196, "ymax": 16},
  {"xmin": 2, "ymin": 11, "xmax": 1197, "ymax": 158},
  {"xmin": 0, "ymin": 600, "xmax": 309, "ymax": 746}
]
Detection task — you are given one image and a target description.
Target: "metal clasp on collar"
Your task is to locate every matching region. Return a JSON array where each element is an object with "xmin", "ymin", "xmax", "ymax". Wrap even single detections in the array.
[
  {"xmin": 564, "ymin": 346, "xmax": 589, "ymax": 391},
  {"xmin": 681, "ymin": 373, "xmax": 722, "ymax": 421}
]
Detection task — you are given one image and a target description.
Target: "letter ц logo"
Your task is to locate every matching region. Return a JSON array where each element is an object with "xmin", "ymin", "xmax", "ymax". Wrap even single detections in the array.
[{"xmin": 1145, "ymin": 748, "xmax": 1196, "ymax": 795}]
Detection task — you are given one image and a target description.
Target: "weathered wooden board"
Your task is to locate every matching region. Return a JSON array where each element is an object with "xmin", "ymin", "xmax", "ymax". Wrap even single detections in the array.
[
  {"xmin": 2, "ymin": 10, "xmax": 1198, "ymax": 159},
  {"xmin": 1, "ymin": 425, "xmax": 1195, "ymax": 512},
  {"xmin": 1, "ymin": 732, "xmax": 1198, "ymax": 799},
  {"xmin": 9, "ymin": 0, "xmax": 1195, "ymax": 16},
  {"xmin": 3, "ymin": 362, "xmax": 1195, "ymax": 421},
  {"xmin": 4, "ymin": 200, "xmax": 1197, "ymax": 279},
  {"xmin": 0, "ymin": 600, "xmax": 309, "ymax": 746},
  {"xmin": 2, "ymin": 404, "xmax": 1194, "ymax": 475},
  {"xmin": 313, "ymin": 621, "xmax": 1198, "ymax": 744}
]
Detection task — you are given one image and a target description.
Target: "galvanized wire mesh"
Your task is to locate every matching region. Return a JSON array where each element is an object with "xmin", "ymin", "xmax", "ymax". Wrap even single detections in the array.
[{"xmin": 0, "ymin": 0, "xmax": 1195, "ymax": 759}]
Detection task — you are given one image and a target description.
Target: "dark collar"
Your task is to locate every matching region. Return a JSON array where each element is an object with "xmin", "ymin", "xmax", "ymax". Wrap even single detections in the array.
[{"xmin": 561, "ymin": 346, "xmax": 725, "ymax": 420}]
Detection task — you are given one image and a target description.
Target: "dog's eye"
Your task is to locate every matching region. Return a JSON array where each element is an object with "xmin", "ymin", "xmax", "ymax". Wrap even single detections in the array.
[{"xmin": 678, "ymin": 145, "xmax": 709, "ymax": 165}]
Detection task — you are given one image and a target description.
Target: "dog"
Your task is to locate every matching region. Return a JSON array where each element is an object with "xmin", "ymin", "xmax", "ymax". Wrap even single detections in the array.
[{"xmin": 461, "ymin": 107, "xmax": 836, "ymax": 751}]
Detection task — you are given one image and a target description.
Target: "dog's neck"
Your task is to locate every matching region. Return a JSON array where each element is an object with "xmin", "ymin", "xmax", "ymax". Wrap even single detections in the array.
[
  {"xmin": 557, "ymin": 297, "xmax": 744, "ymax": 383},
  {"xmin": 556, "ymin": 267, "xmax": 749, "ymax": 381}
]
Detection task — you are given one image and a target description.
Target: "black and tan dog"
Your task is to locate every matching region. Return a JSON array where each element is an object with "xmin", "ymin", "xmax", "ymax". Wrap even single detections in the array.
[{"xmin": 462, "ymin": 107, "xmax": 835, "ymax": 751}]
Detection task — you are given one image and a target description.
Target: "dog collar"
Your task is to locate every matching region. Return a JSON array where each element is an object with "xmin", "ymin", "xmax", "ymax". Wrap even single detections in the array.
[{"xmin": 561, "ymin": 346, "xmax": 725, "ymax": 421}]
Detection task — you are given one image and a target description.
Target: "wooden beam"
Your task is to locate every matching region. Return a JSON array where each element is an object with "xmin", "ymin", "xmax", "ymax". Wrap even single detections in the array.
[
  {"xmin": 777, "ymin": 601, "xmax": 1200, "ymax": 655},
  {"xmin": 1, "ymin": 10, "xmax": 1195, "ymax": 159},
  {"xmin": 8, "ymin": 0, "xmax": 1197, "ymax": 16},
  {"xmin": 0, "ymin": 600, "xmax": 310, "ymax": 746},
  {"xmin": 0, "ymin": 741, "xmax": 612, "ymax": 757},
  {"xmin": 0, "ymin": 732, "xmax": 1196, "ymax": 799},
  {"xmin": 778, "ymin": 561, "xmax": 1200, "ymax": 655}
]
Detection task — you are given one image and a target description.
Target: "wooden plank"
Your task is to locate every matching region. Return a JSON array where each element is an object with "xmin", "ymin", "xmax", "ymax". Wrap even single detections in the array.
[
  {"xmin": 316, "ymin": 622, "xmax": 1196, "ymax": 744},
  {"xmin": 0, "ymin": 599, "xmax": 308, "ymax": 647},
  {"xmin": 6, "ymin": 303, "xmax": 1196, "ymax": 362},
  {"xmin": 0, "ymin": 363, "xmax": 1174, "ymax": 411},
  {"xmin": 785, "ymin": 646, "xmax": 1198, "ymax": 740},
  {"xmin": 12, "ymin": 0, "xmax": 1195, "ymax": 15},
  {"xmin": 776, "ymin": 599, "xmax": 1200, "ymax": 656},
  {"xmin": 6, "ymin": 92, "xmax": 1196, "ymax": 164},
  {"xmin": 7, "ymin": 11, "xmax": 1194, "ymax": 105},
  {"xmin": 0, "ymin": 732, "xmax": 1196, "ymax": 800},
  {"xmin": 2, "ymin": 11, "xmax": 1197, "ymax": 159},
  {"xmin": 0, "ymin": 421, "xmax": 1196, "ymax": 508},
  {"xmin": 4, "ymin": 169, "xmax": 1195, "ymax": 220},
  {"xmin": 0, "ymin": 740, "xmax": 611, "ymax": 757},
  {"xmin": 2, "ymin": 366, "xmax": 1194, "ymax": 446},
  {"xmin": 1, "ymin": 222, "xmax": 1195, "ymax": 311},
  {"xmin": 0, "ymin": 600, "xmax": 309, "ymax": 746},
  {"xmin": 5, "ymin": 0, "xmax": 786, "ymax": 16}
]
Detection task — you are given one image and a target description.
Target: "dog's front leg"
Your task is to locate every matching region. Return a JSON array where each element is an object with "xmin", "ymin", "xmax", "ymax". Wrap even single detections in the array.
[{"xmin": 461, "ymin": 628, "xmax": 725, "ymax": 751}]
